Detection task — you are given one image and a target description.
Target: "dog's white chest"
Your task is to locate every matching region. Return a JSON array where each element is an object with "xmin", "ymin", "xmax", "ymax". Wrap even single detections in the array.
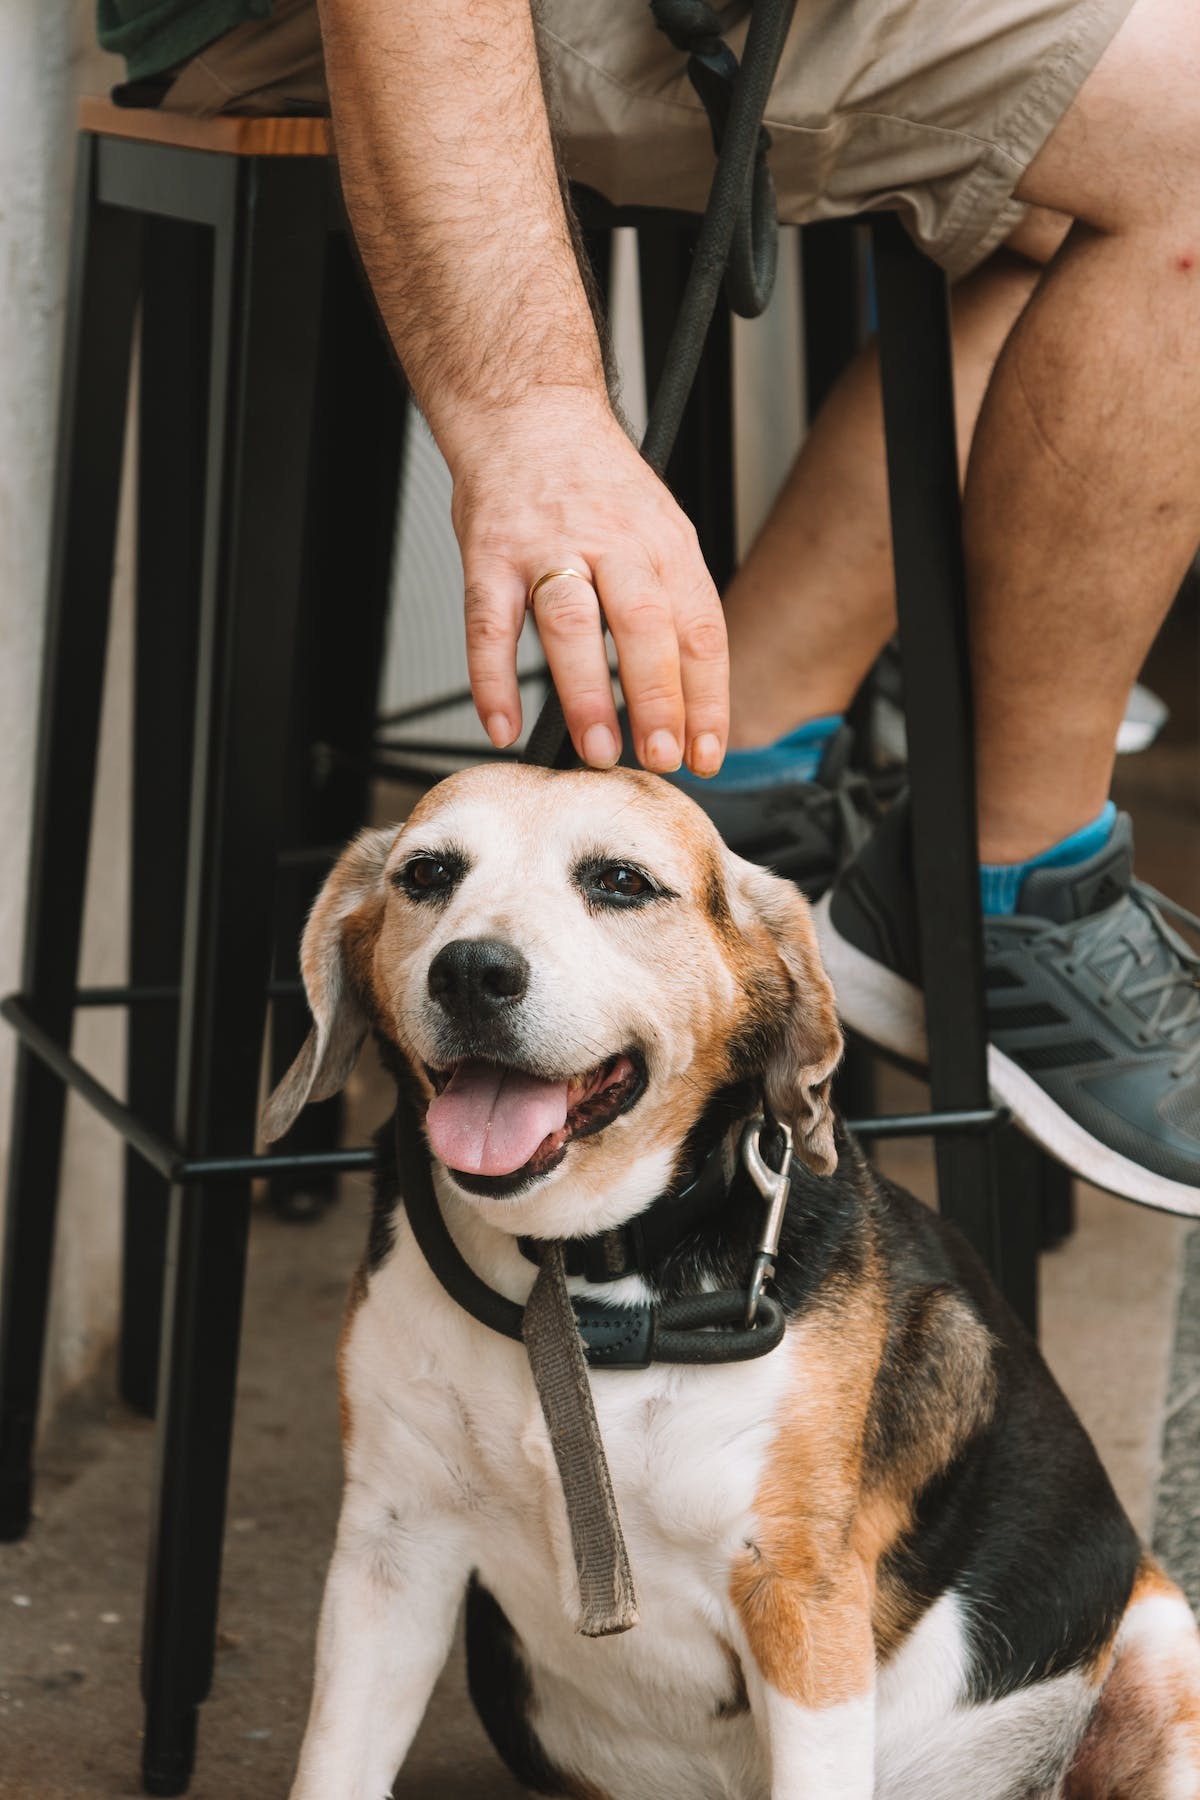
[
  {"xmin": 470, "ymin": 1345, "xmax": 783, "ymax": 1604},
  {"xmin": 351, "ymin": 1239, "xmax": 796, "ymax": 1798},
  {"xmin": 469, "ymin": 1348, "xmax": 789, "ymax": 1800}
]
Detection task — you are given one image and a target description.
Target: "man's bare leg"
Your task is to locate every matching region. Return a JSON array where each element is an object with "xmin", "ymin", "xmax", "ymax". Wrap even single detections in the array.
[
  {"xmin": 966, "ymin": 0, "xmax": 1200, "ymax": 860},
  {"xmin": 726, "ymin": 0, "xmax": 1195, "ymax": 861},
  {"xmin": 723, "ymin": 226, "xmax": 1063, "ymax": 749},
  {"xmin": 800, "ymin": 0, "xmax": 1200, "ymax": 1214}
]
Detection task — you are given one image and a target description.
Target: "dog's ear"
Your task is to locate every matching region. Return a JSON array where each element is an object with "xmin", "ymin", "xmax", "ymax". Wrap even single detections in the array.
[
  {"xmin": 728, "ymin": 857, "xmax": 843, "ymax": 1176},
  {"xmin": 261, "ymin": 827, "xmax": 396, "ymax": 1143}
]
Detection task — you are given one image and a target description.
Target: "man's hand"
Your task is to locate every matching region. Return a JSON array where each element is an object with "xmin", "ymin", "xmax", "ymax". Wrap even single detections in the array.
[
  {"xmin": 318, "ymin": 0, "xmax": 728, "ymax": 775},
  {"xmin": 448, "ymin": 391, "xmax": 727, "ymax": 774}
]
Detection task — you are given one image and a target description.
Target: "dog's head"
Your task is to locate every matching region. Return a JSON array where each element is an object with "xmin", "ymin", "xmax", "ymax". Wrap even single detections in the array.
[{"xmin": 262, "ymin": 765, "xmax": 841, "ymax": 1236}]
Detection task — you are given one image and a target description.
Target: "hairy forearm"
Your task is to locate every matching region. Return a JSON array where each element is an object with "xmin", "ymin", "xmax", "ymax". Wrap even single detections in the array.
[
  {"xmin": 318, "ymin": 0, "xmax": 607, "ymax": 459},
  {"xmin": 318, "ymin": 0, "xmax": 728, "ymax": 779}
]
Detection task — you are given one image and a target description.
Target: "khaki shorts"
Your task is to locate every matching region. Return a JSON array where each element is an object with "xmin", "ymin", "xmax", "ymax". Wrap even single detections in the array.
[{"xmin": 162, "ymin": 0, "xmax": 1133, "ymax": 278}]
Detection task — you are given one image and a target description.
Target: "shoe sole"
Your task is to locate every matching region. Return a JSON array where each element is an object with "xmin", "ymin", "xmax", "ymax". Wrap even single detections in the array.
[
  {"xmin": 873, "ymin": 704, "xmax": 1163, "ymax": 761},
  {"xmin": 813, "ymin": 893, "xmax": 1200, "ymax": 1220},
  {"xmin": 1116, "ymin": 719, "xmax": 1161, "ymax": 755}
]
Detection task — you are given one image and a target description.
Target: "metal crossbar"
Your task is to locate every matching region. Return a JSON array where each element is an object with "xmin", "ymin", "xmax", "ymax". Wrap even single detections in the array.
[
  {"xmin": 1, "ymin": 991, "xmax": 1005, "ymax": 1186},
  {"xmin": 0, "ymin": 996, "xmax": 375, "ymax": 1184},
  {"xmin": 70, "ymin": 978, "xmax": 304, "ymax": 1008}
]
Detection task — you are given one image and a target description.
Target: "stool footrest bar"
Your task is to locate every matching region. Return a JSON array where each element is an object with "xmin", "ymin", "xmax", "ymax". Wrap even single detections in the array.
[
  {"xmin": 374, "ymin": 736, "xmax": 524, "ymax": 761},
  {"xmin": 3, "ymin": 994, "xmax": 182, "ymax": 1177},
  {"xmin": 1, "ymin": 995, "xmax": 1013, "ymax": 1178},
  {"xmin": 177, "ymin": 1147, "xmax": 375, "ymax": 1179},
  {"xmin": 75, "ymin": 983, "xmax": 179, "ymax": 1007},
  {"xmin": 54, "ymin": 977, "xmax": 304, "ymax": 1011},
  {"xmin": 846, "ymin": 1107, "xmax": 1009, "ymax": 1140},
  {"xmin": 0, "ymin": 995, "xmax": 372, "ymax": 1182}
]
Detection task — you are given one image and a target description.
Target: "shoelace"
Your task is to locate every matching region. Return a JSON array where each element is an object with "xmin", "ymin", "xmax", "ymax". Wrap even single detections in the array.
[
  {"xmin": 760, "ymin": 768, "xmax": 883, "ymax": 867},
  {"xmin": 1047, "ymin": 883, "xmax": 1200, "ymax": 1080}
]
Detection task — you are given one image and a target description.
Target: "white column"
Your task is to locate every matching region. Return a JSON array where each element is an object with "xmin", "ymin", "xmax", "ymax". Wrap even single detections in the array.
[{"xmin": 0, "ymin": 6, "xmax": 133, "ymax": 1410}]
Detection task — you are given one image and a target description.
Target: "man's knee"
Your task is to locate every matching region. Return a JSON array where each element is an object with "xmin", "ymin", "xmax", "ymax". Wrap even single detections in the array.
[
  {"xmin": 1018, "ymin": 0, "xmax": 1200, "ymax": 234},
  {"xmin": 1003, "ymin": 207, "xmax": 1073, "ymax": 269}
]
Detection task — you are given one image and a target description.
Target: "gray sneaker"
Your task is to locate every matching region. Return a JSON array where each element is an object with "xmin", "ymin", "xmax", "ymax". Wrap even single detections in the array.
[
  {"xmin": 814, "ymin": 800, "xmax": 1200, "ymax": 1217},
  {"xmin": 665, "ymin": 725, "xmax": 879, "ymax": 900}
]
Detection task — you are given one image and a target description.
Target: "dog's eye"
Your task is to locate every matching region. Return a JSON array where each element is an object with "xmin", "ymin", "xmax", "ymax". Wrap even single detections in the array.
[
  {"xmin": 598, "ymin": 864, "xmax": 648, "ymax": 898},
  {"xmin": 396, "ymin": 855, "xmax": 458, "ymax": 899},
  {"xmin": 582, "ymin": 862, "xmax": 664, "ymax": 908},
  {"xmin": 408, "ymin": 858, "xmax": 446, "ymax": 889},
  {"xmin": 574, "ymin": 855, "xmax": 671, "ymax": 909}
]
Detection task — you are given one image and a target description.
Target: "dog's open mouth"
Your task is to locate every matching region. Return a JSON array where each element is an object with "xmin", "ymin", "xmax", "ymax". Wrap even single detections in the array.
[{"xmin": 423, "ymin": 1050, "xmax": 646, "ymax": 1188}]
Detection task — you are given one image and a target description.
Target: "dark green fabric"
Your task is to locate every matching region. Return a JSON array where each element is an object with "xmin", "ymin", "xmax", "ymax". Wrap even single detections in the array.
[{"xmin": 97, "ymin": 0, "xmax": 272, "ymax": 81}]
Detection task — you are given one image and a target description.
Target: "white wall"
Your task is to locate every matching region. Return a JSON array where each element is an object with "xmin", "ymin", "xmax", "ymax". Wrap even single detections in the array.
[{"xmin": 0, "ymin": 6, "xmax": 130, "ymax": 1411}]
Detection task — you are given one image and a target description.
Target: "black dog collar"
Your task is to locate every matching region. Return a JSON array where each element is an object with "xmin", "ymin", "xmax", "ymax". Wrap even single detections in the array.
[
  {"xmin": 396, "ymin": 1104, "xmax": 789, "ymax": 1369},
  {"xmin": 516, "ymin": 1123, "xmax": 742, "ymax": 1285}
]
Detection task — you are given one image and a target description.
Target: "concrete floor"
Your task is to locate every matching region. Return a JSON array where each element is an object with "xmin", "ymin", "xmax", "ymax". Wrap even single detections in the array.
[
  {"xmin": 1, "ymin": 1095, "xmax": 1188, "ymax": 1799},
  {"xmin": 0, "ymin": 1135, "xmax": 530, "ymax": 1800},
  {"xmin": 1, "ymin": 607, "xmax": 1196, "ymax": 1798}
]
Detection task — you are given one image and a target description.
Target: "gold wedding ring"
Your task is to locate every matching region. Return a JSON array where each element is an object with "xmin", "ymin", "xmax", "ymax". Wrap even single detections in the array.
[{"xmin": 527, "ymin": 567, "xmax": 593, "ymax": 609}]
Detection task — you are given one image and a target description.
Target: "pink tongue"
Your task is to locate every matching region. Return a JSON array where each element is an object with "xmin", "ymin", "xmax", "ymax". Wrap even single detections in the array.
[{"xmin": 425, "ymin": 1061, "xmax": 570, "ymax": 1177}]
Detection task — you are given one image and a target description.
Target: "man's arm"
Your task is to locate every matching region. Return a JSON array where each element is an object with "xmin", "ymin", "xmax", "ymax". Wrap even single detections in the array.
[{"xmin": 318, "ymin": 0, "xmax": 727, "ymax": 775}]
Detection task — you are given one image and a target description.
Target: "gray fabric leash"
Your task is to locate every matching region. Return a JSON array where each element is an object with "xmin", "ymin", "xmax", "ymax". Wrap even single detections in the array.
[{"xmin": 522, "ymin": 1244, "xmax": 640, "ymax": 1636}]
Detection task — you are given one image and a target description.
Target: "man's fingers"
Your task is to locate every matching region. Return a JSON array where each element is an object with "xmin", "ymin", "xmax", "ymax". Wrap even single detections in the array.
[
  {"xmin": 464, "ymin": 569, "xmax": 526, "ymax": 747},
  {"xmin": 529, "ymin": 569, "xmax": 621, "ymax": 767},
  {"xmin": 674, "ymin": 574, "xmax": 729, "ymax": 777},
  {"xmin": 594, "ymin": 555, "xmax": 685, "ymax": 773}
]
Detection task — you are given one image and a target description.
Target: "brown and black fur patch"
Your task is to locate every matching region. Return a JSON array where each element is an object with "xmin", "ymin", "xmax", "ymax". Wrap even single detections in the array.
[
  {"xmin": 729, "ymin": 1269, "xmax": 885, "ymax": 1707},
  {"xmin": 701, "ymin": 859, "xmax": 737, "ymax": 941},
  {"xmin": 646, "ymin": 1123, "xmax": 1142, "ymax": 1710},
  {"xmin": 714, "ymin": 1639, "xmax": 751, "ymax": 1720},
  {"xmin": 865, "ymin": 1172, "xmax": 1142, "ymax": 1702},
  {"xmin": 1064, "ymin": 1558, "xmax": 1200, "ymax": 1797},
  {"xmin": 863, "ymin": 1279, "xmax": 998, "ymax": 1654},
  {"xmin": 465, "ymin": 1580, "xmax": 615, "ymax": 1800}
]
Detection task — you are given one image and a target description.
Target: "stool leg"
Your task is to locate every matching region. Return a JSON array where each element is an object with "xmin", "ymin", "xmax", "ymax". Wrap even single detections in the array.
[
  {"xmin": 0, "ymin": 137, "xmax": 141, "ymax": 1539},
  {"xmin": 800, "ymin": 219, "xmax": 867, "ymax": 417},
  {"xmin": 1039, "ymin": 1155, "xmax": 1076, "ymax": 1251},
  {"xmin": 139, "ymin": 160, "xmax": 327, "ymax": 1796},
  {"xmin": 800, "ymin": 222, "xmax": 881, "ymax": 759},
  {"xmin": 119, "ymin": 218, "xmax": 210, "ymax": 1416},
  {"xmin": 833, "ymin": 1037, "xmax": 878, "ymax": 1148},
  {"xmin": 872, "ymin": 218, "xmax": 1024, "ymax": 1303},
  {"xmin": 638, "ymin": 226, "xmax": 737, "ymax": 590},
  {"xmin": 268, "ymin": 236, "xmax": 407, "ymax": 1221},
  {"xmin": 991, "ymin": 1126, "xmax": 1043, "ymax": 1336}
]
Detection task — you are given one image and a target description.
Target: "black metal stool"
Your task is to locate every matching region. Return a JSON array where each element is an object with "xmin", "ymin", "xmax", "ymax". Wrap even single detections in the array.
[
  {"xmin": 0, "ymin": 104, "xmax": 1059, "ymax": 1799},
  {"xmin": 0, "ymin": 99, "xmax": 404, "ymax": 1793}
]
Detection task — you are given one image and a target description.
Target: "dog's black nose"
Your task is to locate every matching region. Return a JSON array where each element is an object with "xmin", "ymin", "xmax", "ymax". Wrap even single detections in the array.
[{"xmin": 427, "ymin": 938, "xmax": 530, "ymax": 1022}]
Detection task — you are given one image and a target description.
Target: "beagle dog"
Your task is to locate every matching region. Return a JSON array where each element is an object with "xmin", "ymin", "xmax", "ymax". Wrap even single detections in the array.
[{"xmin": 265, "ymin": 763, "xmax": 1200, "ymax": 1800}]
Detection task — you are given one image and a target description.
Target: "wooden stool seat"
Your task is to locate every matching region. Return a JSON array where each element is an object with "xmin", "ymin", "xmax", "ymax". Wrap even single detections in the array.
[{"xmin": 79, "ymin": 93, "xmax": 330, "ymax": 158}]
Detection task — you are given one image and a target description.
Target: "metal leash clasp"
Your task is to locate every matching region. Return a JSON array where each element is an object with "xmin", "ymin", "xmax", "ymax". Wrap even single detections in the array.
[{"xmin": 740, "ymin": 1115, "xmax": 793, "ymax": 1326}]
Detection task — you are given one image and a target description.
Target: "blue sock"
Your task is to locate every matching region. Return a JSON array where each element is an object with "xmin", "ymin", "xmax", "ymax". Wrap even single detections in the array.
[
  {"xmin": 680, "ymin": 714, "xmax": 844, "ymax": 790},
  {"xmin": 980, "ymin": 802, "xmax": 1117, "ymax": 916}
]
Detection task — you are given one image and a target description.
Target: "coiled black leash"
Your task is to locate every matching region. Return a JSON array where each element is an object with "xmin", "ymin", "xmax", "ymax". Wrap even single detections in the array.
[
  {"xmin": 522, "ymin": 0, "xmax": 798, "ymax": 768},
  {"xmin": 401, "ymin": 0, "xmax": 798, "ymax": 1637},
  {"xmin": 651, "ymin": 0, "xmax": 781, "ymax": 322}
]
